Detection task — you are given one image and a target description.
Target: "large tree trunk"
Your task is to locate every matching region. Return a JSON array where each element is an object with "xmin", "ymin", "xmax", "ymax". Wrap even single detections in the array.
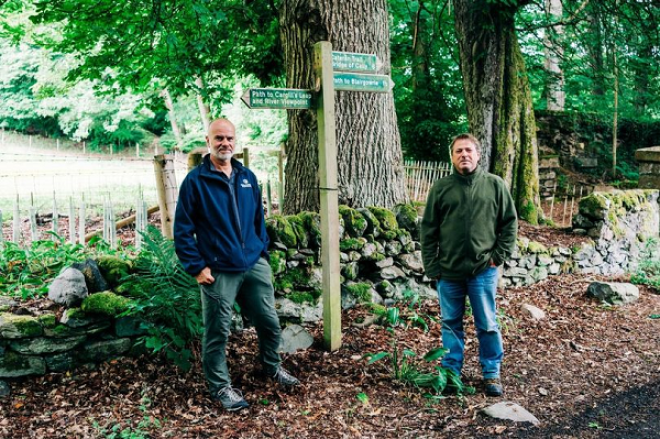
[
  {"xmin": 454, "ymin": 1, "xmax": 541, "ymax": 224},
  {"xmin": 279, "ymin": 0, "xmax": 408, "ymax": 214},
  {"xmin": 544, "ymin": 0, "xmax": 565, "ymax": 111}
]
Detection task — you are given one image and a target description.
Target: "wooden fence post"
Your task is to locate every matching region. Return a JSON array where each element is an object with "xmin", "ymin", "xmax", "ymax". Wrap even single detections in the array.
[
  {"xmin": 68, "ymin": 198, "xmax": 76, "ymax": 244},
  {"xmin": 52, "ymin": 192, "xmax": 58, "ymax": 240},
  {"xmin": 12, "ymin": 198, "xmax": 20, "ymax": 244},
  {"xmin": 0, "ymin": 209, "xmax": 3, "ymax": 246},
  {"xmin": 78, "ymin": 199, "xmax": 86, "ymax": 245},
  {"xmin": 154, "ymin": 154, "xmax": 178, "ymax": 239}
]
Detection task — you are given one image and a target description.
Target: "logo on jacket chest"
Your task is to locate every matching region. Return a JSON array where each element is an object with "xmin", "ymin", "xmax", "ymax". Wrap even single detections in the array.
[{"xmin": 240, "ymin": 179, "xmax": 252, "ymax": 188}]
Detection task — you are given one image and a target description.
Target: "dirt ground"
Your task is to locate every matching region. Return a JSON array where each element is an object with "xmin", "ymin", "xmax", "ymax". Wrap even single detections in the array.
[{"xmin": 2, "ymin": 222, "xmax": 660, "ymax": 438}]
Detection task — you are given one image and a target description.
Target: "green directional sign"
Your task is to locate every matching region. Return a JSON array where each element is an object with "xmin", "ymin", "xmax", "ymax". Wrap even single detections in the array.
[
  {"xmin": 332, "ymin": 51, "xmax": 380, "ymax": 73},
  {"xmin": 333, "ymin": 73, "xmax": 394, "ymax": 93},
  {"xmin": 241, "ymin": 88, "xmax": 313, "ymax": 110}
]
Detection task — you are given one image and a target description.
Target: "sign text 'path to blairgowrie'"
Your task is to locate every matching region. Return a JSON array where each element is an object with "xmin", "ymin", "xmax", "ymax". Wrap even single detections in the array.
[
  {"xmin": 241, "ymin": 88, "xmax": 313, "ymax": 110},
  {"xmin": 333, "ymin": 73, "xmax": 394, "ymax": 93},
  {"xmin": 331, "ymin": 51, "xmax": 381, "ymax": 73}
]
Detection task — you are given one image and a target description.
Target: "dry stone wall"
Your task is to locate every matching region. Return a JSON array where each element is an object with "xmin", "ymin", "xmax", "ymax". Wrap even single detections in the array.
[{"xmin": 2, "ymin": 191, "xmax": 658, "ymax": 383}]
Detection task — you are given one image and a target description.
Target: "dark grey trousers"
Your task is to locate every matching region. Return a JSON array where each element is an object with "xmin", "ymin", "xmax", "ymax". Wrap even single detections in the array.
[{"xmin": 200, "ymin": 258, "xmax": 282, "ymax": 395}]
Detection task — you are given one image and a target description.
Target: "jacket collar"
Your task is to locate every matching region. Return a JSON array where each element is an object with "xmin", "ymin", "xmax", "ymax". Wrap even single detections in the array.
[
  {"xmin": 452, "ymin": 167, "xmax": 483, "ymax": 185},
  {"xmin": 200, "ymin": 154, "xmax": 245, "ymax": 179}
]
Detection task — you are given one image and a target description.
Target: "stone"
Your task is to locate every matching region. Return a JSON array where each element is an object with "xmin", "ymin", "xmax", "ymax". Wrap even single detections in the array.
[
  {"xmin": 275, "ymin": 298, "xmax": 301, "ymax": 319},
  {"xmin": 529, "ymin": 267, "xmax": 549, "ymax": 283},
  {"xmin": 537, "ymin": 254, "xmax": 553, "ymax": 266},
  {"xmin": 397, "ymin": 251, "xmax": 424, "ymax": 273},
  {"xmin": 521, "ymin": 304, "xmax": 546, "ymax": 321},
  {"xmin": 0, "ymin": 351, "xmax": 46, "ymax": 378},
  {"xmin": 299, "ymin": 303, "xmax": 322, "ymax": 323},
  {"xmin": 548, "ymin": 263, "xmax": 561, "ymax": 275},
  {"xmin": 81, "ymin": 292, "xmax": 132, "ymax": 317},
  {"xmin": 481, "ymin": 402, "xmax": 540, "ymax": 426},
  {"xmin": 279, "ymin": 324, "xmax": 314, "ymax": 354},
  {"xmin": 60, "ymin": 308, "xmax": 98, "ymax": 328},
  {"xmin": 341, "ymin": 262, "xmax": 360, "ymax": 280},
  {"xmin": 385, "ymin": 240, "xmax": 403, "ymax": 256},
  {"xmin": 393, "ymin": 203, "xmax": 419, "ymax": 239},
  {"xmin": 77, "ymin": 338, "xmax": 132, "ymax": 363},
  {"xmin": 0, "ymin": 314, "xmax": 43, "ymax": 339},
  {"xmin": 379, "ymin": 265, "xmax": 406, "ymax": 280},
  {"xmin": 0, "ymin": 380, "xmax": 10, "ymax": 397},
  {"xmin": 71, "ymin": 259, "xmax": 109, "ymax": 293},
  {"xmin": 48, "ymin": 267, "xmax": 89, "ymax": 308},
  {"xmin": 45, "ymin": 352, "xmax": 76, "ymax": 372},
  {"xmin": 9, "ymin": 336, "xmax": 86, "ymax": 355},
  {"xmin": 370, "ymin": 256, "xmax": 392, "ymax": 270},
  {"xmin": 587, "ymin": 282, "xmax": 639, "ymax": 305}
]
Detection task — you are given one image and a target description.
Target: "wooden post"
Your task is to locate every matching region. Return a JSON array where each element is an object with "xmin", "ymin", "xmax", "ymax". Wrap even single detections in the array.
[
  {"xmin": 68, "ymin": 198, "xmax": 76, "ymax": 244},
  {"xmin": 83, "ymin": 141, "xmax": 86, "ymax": 154},
  {"xmin": 154, "ymin": 154, "xmax": 178, "ymax": 239},
  {"xmin": 56, "ymin": 139, "xmax": 60, "ymax": 151},
  {"xmin": 187, "ymin": 147, "xmax": 207, "ymax": 172},
  {"xmin": 266, "ymin": 179, "xmax": 272, "ymax": 218},
  {"xmin": 0, "ymin": 209, "xmax": 3, "ymax": 246},
  {"xmin": 314, "ymin": 41, "xmax": 342, "ymax": 351},
  {"xmin": 136, "ymin": 143, "xmax": 140, "ymax": 157},
  {"xmin": 52, "ymin": 191, "xmax": 58, "ymax": 240},
  {"xmin": 29, "ymin": 198, "xmax": 37, "ymax": 243},
  {"xmin": 12, "ymin": 197, "xmax": 20, "ymax": 244},
  {"xmin": 79, "ymin": 198, "xmax": 86, "ymax": 245},
  {"xmin": 242, "ymin": 147, "xmax": 250, "ymax": 168}
]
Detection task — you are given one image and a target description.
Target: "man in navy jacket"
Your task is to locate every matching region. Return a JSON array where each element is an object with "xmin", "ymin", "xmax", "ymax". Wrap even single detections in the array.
[{"xmin": 174, "ymin": 118, "xmax": 299, "ymax": 412}]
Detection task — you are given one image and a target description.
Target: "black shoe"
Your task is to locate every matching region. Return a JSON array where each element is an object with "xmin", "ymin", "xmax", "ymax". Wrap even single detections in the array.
[
  {"xmin": 484, "ymin": 378, "xmax": 503, "ymax": 397},
  {"xmin": 271, "ymin": 367, "xmax": 300, "ymax": 386},
  {"xmin": 214, "ymin": 386, "xmax": 250, "ymax": 412}
]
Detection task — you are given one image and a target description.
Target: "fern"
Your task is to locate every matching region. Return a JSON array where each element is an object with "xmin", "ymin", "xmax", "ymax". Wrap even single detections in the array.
[{"xmin": 123, "ymin": 226, "xmax": 202, "ymax": 371}]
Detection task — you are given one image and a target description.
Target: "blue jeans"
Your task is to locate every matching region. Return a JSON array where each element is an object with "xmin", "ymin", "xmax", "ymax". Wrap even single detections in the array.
[{"xmin": 437, "ymin": 267, "xmax": 503, "ymax": 379}]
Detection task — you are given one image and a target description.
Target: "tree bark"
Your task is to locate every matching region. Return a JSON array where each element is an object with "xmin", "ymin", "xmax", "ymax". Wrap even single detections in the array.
[
  {"xmin": 454, "ymin": 1, "xmax": 541, "ymax": 224},
  {"xmin": 195, "ymin": 76, "xmax": 211, "ymax": 132},
  {"xmin": 544, "ymin": 0, "xmax": 565, "ymax": 111},
  {"xmin": 161, "ymin": 88, "xmax": 184, "ymax": 148},
  {"xmin": 279, "ymin": 0, "xmax": 408, "ymax": 214}
]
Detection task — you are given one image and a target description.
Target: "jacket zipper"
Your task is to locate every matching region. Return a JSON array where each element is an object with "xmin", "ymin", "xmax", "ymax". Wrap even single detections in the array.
[{"xmin": 227, "ymin": 174, "xmax": 247, "ymax": 267}]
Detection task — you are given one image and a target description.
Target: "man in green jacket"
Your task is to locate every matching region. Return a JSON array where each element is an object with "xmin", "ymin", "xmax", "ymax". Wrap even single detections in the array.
[{"xmin": 421, "ymin": 133, "xmax": 518, "ymax": 397}]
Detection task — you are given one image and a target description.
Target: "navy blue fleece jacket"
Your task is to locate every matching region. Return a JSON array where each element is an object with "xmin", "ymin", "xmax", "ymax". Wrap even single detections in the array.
[{"xmin": 174, "ymin": 155, "xmax": 269, "ymax": 276}]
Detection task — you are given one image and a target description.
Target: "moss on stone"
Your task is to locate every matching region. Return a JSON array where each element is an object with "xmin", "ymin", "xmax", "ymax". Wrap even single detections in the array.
[
  {"xmin": 345, "ymin": 282, "xmax": 373, "ymax": 303},
  {"xmin": 367, "ymin": 207, "xmax": 398, "ymax": 231},
  {"xmin": 0, "ymin": 314, "xmax": 43, "ymax": 338},
  {"xmin": 382, "ymin": 230, "xmax": 397, "ymax": 240},
  {"xmin": 274, "ymin": 267, "xmax": 310, "ymax": 292},
  {"xmin": 37, "ymin": 314, "xmax": 57, "ymax": 328},
  {"xmin": 527, "ymin": 241, "xmax": 548, "ymax": 254},
  {"xmin": 269, "ymin": 250, "xmax": 287, "ymax": 275},
  {"xmin": 265, "ymin": 215, "xmax": 297, "ymax": 248},
  {"xmin": 81, "ymin": 291, "xmax": 132, "ymax": 317},
  {"xmin": 339, "ymin": 237, "xmax": 366, "ymax": 252},
  {"xmin": 394, "ymin": 203, "xmax": 418, "ymax": 229},
  {"xmin": 287, "ymin": 215, "xmax": 309, "ymax": 248},
  {"xmin": 95, "ymin": 255, "xmax": 133, "ymax": 286},
  {"xmin": 296, "ymin": 211, "xmax": 322, "ymax": 247},
  {"xmin": 339, "ymin": 205, "xmax": 368, "ymax": 238},
  {"xmin": 286, "ymin": 291, "xmax": 317, "ymax": 305}
]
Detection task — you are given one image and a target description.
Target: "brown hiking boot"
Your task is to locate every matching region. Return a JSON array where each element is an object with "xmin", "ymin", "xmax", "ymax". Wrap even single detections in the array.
[{"xmin": 484, "ymin": 378, "xmax": 503, "ymax": 397}]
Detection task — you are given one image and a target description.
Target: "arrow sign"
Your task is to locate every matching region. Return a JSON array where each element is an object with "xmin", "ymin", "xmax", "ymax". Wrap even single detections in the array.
[
  {"xmin": 332, "ymin": 51, "xmax": 381, "ymax": 73},
  {"xmin": 241, "ymin": 88, "xmax": 313, "ymax": 110},
  {"xmin": 333, "ymin": 73, "xmax": 394, "ymax": 93}
]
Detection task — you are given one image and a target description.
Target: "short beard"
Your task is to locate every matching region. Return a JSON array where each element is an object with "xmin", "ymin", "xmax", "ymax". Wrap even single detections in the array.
[{"xmin": 213, "ymin": 151, "xmax": 233, "ymax": 161}]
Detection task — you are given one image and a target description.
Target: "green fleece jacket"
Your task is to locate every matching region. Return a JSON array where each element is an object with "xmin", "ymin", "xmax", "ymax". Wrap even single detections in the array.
[{"xmin": 420, "ymin": 168, "xmax": 518, "ymax": 281}]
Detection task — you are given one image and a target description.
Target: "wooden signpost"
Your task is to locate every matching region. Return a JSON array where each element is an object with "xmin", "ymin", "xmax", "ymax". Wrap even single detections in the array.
[{"xmin": 242, "ymin": 42, "xmax": 393, "ymax": 351}]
